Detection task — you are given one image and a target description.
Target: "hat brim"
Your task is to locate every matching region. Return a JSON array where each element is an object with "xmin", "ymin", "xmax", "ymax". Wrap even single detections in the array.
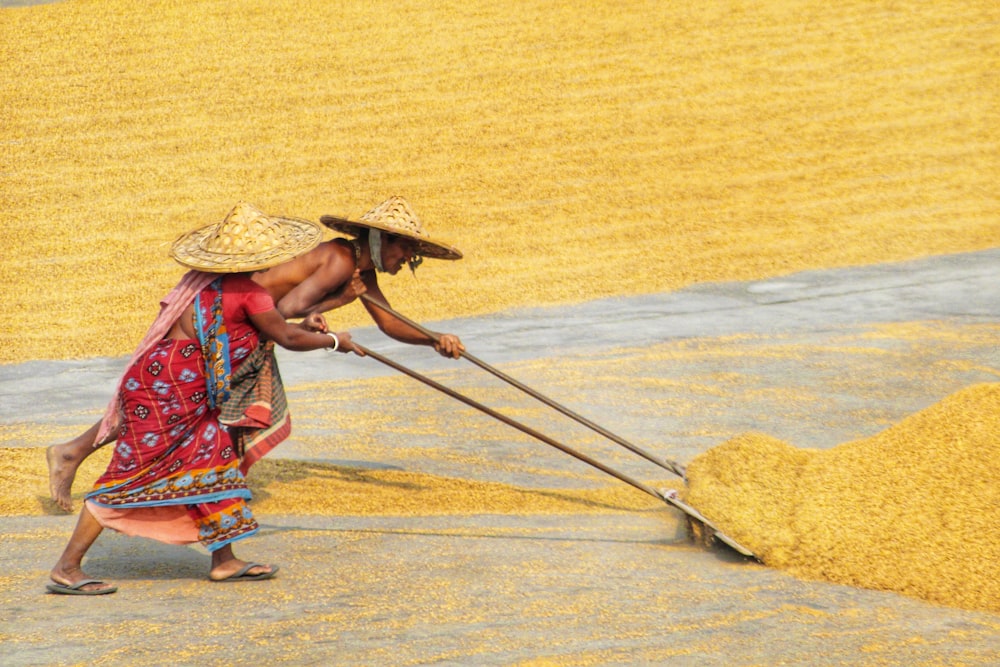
[
  {"xmin": 320, "ymin": 216, "xmax": 462, "ymax": 261},
  {"xmin": 170, "ymin": 216, "xmax": 323, "ymax": 273}
]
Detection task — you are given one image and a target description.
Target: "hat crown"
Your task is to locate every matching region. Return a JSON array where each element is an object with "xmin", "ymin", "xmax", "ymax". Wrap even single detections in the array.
[
  {"xmin": 201, "ymin": 202, "xmax": 287, "ymax": 256},
  {"xmin": 318, "ymin": 196, "xmax": 462, "ymax": 261},
  {"xmin": 360, "ymin": 196, "xmax": 427, "ymax": 239},
  {"xmin": 170, "ymin": 201, "xmax": 322, "ymax": 273}
]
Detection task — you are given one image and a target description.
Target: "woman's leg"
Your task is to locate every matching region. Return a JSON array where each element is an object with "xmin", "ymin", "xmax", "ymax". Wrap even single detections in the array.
[
  {"xmin": 209, "ymin": 542, "xmax": 277, "ymax": 581},
  {"xmin": 192, "ymin": 487, "xmax": 276, "ymax": 582},
  {"xmin": 49, "ymin": 503, "xmax": 116, "ymax": 593}
]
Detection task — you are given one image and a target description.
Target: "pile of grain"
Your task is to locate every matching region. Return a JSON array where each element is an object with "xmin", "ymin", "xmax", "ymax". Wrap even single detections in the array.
[{"xmin": 685, "ymin": 382, "xmax": 1000, "ymax": 613}]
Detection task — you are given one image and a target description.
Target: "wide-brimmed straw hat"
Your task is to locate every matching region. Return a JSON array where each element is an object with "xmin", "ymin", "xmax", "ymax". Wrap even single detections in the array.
[
  {"xmin": 320, "ymin": 196, "xmax": 462, "ymax": 260},
  {"xmin": 170, "ymin": 201, "xmax": 323, "ymax": 273}
]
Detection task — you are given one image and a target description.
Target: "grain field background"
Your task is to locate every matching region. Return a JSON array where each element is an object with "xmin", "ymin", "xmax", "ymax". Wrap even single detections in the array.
[{"xmin": 1, "ymin": 0, "xmax": 997, "ymax": 363}]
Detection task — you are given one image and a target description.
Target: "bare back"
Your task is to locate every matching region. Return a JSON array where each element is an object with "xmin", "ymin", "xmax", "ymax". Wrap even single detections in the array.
[{"xmin": 252, "ymin": 239, "xmax": 360, "ymax": 318}]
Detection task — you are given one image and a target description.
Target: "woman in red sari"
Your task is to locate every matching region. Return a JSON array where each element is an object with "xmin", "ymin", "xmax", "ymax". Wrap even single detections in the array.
[{"xmin": 48, "ymin": 203, "xmax": 360, "ymax": 595}]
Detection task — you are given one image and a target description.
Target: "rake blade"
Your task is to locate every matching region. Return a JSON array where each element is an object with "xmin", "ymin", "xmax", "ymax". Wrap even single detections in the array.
[{"xmin": 660, "ymin": 489, "xmax": 756, "ymax": 559}]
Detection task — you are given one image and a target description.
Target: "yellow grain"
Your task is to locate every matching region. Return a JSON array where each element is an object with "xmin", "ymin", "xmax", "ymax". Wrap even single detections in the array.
[
  {"xmin": 1, "ymin": 0, "xmax": 997, "ymax": 363},
  {"xmin": 0, "ymin": 447, "xmax": 668, "ymax": 517},
  {"xmin": 686, "ymin": 383, "xmax": 1000, "ymax": 614},
  {"xmin": 1, "ymin": 0, "xmax": 998, "ymax": 620}
]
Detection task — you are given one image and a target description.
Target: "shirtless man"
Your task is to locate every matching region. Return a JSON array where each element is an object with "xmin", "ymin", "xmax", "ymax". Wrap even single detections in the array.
[{"xmin": 47, "ymin": 196, "xmax": 465, "ymax": 511}]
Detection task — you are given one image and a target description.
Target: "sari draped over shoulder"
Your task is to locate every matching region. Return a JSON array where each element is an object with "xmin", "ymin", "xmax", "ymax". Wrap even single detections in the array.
[
  {"xmin": 95, "ymin": 270, "xmax": 216, "ymax": 446},
  {"xmin": 86, "ymin": 276, "xmax": 272, "ymax": 552}
]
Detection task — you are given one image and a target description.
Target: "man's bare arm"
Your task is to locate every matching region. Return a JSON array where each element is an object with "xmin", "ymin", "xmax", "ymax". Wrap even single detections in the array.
[
  {"xmin": 360, "ymin": 273, "xmax": 465, "ymax": 358},
  {"xmin": 274, "ymin": 246, "xmax": 359, "ymax": 318},
  {"xmin": 287, "ymin": 269, "xmax": 366, "ymax": 318}
]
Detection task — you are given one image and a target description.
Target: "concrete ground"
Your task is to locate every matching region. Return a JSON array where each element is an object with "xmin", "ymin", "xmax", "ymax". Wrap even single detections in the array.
[{"xmin": 2, "ymin": 249, "xmax": 1000, "ymax": 666}]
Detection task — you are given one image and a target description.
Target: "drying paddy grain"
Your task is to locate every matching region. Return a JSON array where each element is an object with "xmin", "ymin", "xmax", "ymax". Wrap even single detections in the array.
[
  {"xmin": 1, "ymin": 0, "xmax": 997, "ymax": 363},
  {"xmin": 0, "ymin": 446, "xmax": 668, "ymax": 517},
  {"xmin": 685, "ymin": 383, "xmax": 1000, "ymax": 614},
  {"xmin": 1, "ymin": 0, "xmax": 998, "ymax": 621}
]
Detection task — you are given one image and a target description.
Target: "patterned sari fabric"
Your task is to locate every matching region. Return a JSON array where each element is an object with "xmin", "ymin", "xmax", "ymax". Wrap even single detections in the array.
[
  {"xmin": 87, "ymin": 275, "xmax": 273, "ymax": 552},
  {"xmin": 220, "ymin": 340, "xmax": 292, "ymax": 474}
]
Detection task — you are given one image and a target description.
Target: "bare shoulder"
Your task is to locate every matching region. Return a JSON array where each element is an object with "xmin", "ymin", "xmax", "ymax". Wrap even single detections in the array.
[
  {"xmin": 254, "ymin": 240, "xmax": 355, "ymax": 303},
  {"xmin": 263, "ymin": 241, "xmax": 347, "ymax": 278},
  {"xmin": 308, "ymin": 238, "xmax": 360, "ymax": 283},
  {"xmin": 315, "ymin": 238, "xmax": 354, "ymax": 264}
]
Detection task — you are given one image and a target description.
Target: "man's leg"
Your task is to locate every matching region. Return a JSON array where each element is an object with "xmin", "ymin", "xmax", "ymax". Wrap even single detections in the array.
[{"xmin": 47, "ymin": 420, "xmax": 113, "ymax": 513}]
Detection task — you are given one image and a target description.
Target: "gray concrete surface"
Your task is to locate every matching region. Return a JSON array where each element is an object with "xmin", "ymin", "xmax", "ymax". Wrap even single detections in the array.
[{"xmin": 2, "ymin": 249, "xmax": 999, "ymax": 666}]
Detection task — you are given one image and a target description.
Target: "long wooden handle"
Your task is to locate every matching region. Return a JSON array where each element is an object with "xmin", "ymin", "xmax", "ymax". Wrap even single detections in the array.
[
  {"xmin": 355, "ymin": 342, "xmax": 664, "ymax": 501},
  {"xmin": 360, "ymin": 293, "xmax": 686, "ymax": 478}
]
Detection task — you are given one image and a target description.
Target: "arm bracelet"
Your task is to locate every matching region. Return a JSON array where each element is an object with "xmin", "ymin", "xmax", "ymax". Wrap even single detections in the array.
[{"xmin": 325, "ymin": 332, "xmax": 340, "ymax": 352}]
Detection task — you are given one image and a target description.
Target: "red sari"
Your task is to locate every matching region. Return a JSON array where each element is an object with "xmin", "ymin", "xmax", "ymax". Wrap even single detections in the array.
[{"xmin": 86, "ymin": 275, "xmax": 274, "ymax": 552}]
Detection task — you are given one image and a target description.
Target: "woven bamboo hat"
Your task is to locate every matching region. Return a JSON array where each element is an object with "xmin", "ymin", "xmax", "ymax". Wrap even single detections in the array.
[
  {"xmin": 170, "ymin": 201, "xmax": 323, "ymax": 273},
  {"xmin": 320, "ymin": 196, "xmax": 462, "ymax": 260}
]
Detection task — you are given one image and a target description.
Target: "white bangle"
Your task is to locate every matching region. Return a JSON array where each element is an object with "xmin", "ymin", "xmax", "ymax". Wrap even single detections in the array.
[{"xmin": 325, "ymin": 332, "xmax": 339, "ymax": 352}]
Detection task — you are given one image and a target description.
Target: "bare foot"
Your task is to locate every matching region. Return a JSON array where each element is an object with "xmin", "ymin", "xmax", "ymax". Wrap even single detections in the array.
[
  {"xmin": 47, "ymin": 444, "xmax": 81, "ymax": 513},
  {"xmin": 49, "ymin": 565, "xmax": 117, "ymax": 594}
]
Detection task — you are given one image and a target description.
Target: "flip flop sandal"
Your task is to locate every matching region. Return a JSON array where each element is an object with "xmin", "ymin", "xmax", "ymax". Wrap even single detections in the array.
[
  {"xmin": 211, "ymin": 563, "xmax": 279, "ymax": 582},
  {"xmin": 46, "ymin": 579, "xmax": 118, "ymax": 596}
]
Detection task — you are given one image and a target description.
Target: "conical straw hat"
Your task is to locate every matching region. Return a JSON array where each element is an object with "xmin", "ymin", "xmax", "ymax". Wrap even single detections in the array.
[
  {"xmin": 170, "ymin": 202, "xmax": 323, "ymax": 273},
  {"xmin": 320, "ymin": 196, "xmax": 462, "ymax": 260}
]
